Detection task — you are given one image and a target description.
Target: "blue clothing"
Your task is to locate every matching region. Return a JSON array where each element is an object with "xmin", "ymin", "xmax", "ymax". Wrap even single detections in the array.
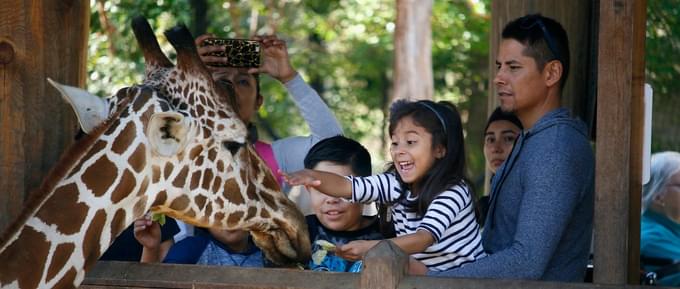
[
  {"xmin": 100, "ymin": 217, "xmax": 179, "ymax": 261},
  {"xmin": 641, "ymin": 210, "xmax": 680, "ymax": 286},
  {"xmin": 306, "ymin": 215, "xmax": 382, "ymax": 272},
  {"xmin": 164, "ymin": 234, "xmax": 263, "ymax": 267},
  {"xmin": 431, "ymin": 108, "xmax": 595, "ymax": 281}
]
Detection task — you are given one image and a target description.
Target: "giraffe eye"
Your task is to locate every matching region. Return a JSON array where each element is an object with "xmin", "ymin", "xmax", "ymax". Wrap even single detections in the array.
[{"xmin": 222, "ymin": 141, "xmax": 244, "ymax": 155}]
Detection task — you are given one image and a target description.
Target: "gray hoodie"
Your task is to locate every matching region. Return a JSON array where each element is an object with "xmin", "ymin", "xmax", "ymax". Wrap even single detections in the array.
[{"xmin": 430, "ymin": 108, "xmax": 594, "ymax": 281}]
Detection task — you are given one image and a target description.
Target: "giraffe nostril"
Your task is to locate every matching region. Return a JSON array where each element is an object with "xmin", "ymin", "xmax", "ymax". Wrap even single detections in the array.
[{"xmin": 222, "ymin": 141, "xmax": 244, "ymax": 155}]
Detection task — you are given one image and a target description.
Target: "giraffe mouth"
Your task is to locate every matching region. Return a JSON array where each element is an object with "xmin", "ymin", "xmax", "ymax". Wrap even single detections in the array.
[{"xmin": 249, "ymin": 215, "xmax": 311, "ymax": 266}]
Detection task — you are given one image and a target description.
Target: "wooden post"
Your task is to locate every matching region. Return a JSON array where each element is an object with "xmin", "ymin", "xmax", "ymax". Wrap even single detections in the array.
[
  {"xmin": 360, "ymin": 240, "xmax": 408, "ymax": 289},
  {"xmin": 0, "ymin": 0, "xmax": 88, "ymax": 232},
  {"xmin": 392, "ymin": 0, "xmax": 433, "ymax": 101},
  {"xmin": 594, "ymin": 0, "xmax": 646, "ymax": 285}
]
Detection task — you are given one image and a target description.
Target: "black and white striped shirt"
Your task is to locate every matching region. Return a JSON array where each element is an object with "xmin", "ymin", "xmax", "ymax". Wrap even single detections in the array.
[{"xmin": 349, "ymin": 173, "xmax": 486, "ymax": 271}]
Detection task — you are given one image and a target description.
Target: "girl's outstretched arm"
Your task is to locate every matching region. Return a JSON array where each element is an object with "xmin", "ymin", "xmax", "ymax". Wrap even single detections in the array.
[
  {"xmin": 282, "ymin": 169, "xmax": 352, "ymax": 199},
  {"xmin": 336, "ymin": 230, "xmax": 435, "ymax": 261}
]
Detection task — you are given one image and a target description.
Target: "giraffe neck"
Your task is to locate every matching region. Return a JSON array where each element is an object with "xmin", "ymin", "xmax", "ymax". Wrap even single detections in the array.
[{"xmin": 0, "ymin": 97, "xmax": 154, "ymax": 289}]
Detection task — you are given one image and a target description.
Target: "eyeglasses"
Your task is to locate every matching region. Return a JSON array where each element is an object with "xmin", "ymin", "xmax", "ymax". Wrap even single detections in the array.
[{"xmin": 520, "ymin": 17, "xmax": 562, "ymax": 64}]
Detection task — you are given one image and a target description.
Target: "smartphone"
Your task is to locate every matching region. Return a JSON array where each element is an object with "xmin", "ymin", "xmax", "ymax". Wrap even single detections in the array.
[{"xmin": 200, "ymin": 38, "xmax": 261, "ymax": 68}]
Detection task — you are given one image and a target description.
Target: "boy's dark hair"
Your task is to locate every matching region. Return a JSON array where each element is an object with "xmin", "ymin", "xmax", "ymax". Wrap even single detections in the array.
[
  {"xmin": 502, "ymin": 14, "xmax": 570, "ymax": 90},
  {"xmin": 304, "ymin": 135, "xmax": 372, "ymax": 177},
  {"xmin": 387, "ymin": 99, "xmax": 467, "ymax": 216}
]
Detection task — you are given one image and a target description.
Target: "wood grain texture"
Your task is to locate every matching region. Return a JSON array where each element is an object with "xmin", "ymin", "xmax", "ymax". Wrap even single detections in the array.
[
  {"xmin": 392, "ymin": 0, "xmax": 433, "ymax": 101},
  {"xmin": 594, "ymin": 0, "xmax": 646, "ymax": 285},
  {"xmin": 0, "ymin": 0, "xmax": 88, "ymax": 233},
  {"xmin": 360, "ymin": 240, "xmax": 407, "ymax": 289}
]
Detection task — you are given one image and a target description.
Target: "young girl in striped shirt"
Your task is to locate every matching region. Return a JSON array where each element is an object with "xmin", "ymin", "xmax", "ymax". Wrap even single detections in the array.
[{"xmin": 283, "ymin": 99, "xmax": 485, "ymax": 272}]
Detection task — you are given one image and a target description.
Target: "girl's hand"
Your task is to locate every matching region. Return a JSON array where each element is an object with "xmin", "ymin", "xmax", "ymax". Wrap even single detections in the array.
[
  {"xmin": 280, "ymin": 169, "xmax": 322, "ymax": 188},
  {"xmin": 133, "ymin": 214, "xmax": 162, "ymax": 250},
  {"xmin": 249, "ymin": 35, "xmax": 297, "ymax": 83},
  {"xmin": 408, "ymin": 257, "xmax": 428, "ymax": 275},
  {"xmin": 335, "ymin": 240, "xmax": 379, "ymax": 261},
  {"xmin": 194, "ymin": 34, "xmax": 229, "ymax": 71}
]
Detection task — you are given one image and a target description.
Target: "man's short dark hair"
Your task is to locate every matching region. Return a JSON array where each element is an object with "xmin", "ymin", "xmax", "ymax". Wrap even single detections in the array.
[
  {"xmin": 502, "ymin": 14, "xmax": 570, "ymax": 89},
  {"xmin": 304, "ymin": 135, "xmax": 372, "ymax": 177}
]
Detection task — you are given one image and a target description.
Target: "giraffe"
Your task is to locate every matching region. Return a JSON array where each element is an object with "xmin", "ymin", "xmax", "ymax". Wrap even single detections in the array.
[{"xmin": 0, "ymin": 17, "xmax": 310, "ymax": 289}]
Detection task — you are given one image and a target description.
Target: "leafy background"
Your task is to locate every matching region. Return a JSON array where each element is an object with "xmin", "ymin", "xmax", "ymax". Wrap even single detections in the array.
[{"xmin": 88, "ymin": 0, "xmax": 679, "ymax": 195}]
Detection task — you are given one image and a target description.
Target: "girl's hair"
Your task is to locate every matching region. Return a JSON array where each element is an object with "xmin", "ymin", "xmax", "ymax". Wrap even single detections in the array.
[
  {"xmin": 386, "ymin": 99, "xmax": 467, "ymax": 216},
  {"xmin": 642, "ymin": 151, "xmax": 680, "ymax": 212}
]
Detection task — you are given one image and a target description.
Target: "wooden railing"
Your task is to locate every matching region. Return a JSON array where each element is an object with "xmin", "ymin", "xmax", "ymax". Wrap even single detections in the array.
[{"xmin": 81, "ymin": 241, "xmax": 669, "ymax": 289}]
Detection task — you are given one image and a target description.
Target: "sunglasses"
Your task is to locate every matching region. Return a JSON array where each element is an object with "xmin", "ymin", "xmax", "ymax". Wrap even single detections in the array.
[{"xmin": 520, "ymin": 17, "xmax": 562, "ymax": 64}]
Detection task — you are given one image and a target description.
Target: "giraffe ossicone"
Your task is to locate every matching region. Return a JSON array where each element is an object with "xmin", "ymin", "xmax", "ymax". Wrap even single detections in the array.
[{"xmin": 0, "ymin": 16, "xmax": 310, "ymax": 289}]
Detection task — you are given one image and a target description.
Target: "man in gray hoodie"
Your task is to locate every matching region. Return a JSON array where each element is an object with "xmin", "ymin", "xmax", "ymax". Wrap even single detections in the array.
[{"xmin": 412, "ymin": 14, "xmax": 595, "ymax": 282}]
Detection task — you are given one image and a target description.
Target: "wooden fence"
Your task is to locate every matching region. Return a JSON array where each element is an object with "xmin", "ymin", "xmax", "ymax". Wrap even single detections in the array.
[{"xmin": 81, "ymin": 241, "xmax": 670, "ymax": 289}]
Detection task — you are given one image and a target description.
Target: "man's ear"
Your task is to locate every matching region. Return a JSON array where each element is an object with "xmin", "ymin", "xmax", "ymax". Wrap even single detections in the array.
[
  {"xmin": 256, "ymin": 93, "xmax": 264, "ymax": 110},
  {"xmin": 147, "ymin": 112, "xmax": 194, "ymax": 157},
  {"xmin": 544, "ymin": 60, "xmax": 563, "ymax": 88},
  {"xmin": 434, "ymin": 145, "xmax": 446, "ymax": 159}
]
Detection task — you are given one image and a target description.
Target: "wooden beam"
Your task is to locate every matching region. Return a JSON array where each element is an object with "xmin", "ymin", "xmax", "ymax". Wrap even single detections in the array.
[
  {"xmin": 594, "ymin": 0, "xmax": 647, "ymax": 284},
  {"xmin": 0, "ymin": 0, "xmax": 87, "ymax": 233},
  {"xmin": 81, "ymin": 261, "xmax": 674, "ymax": 289}
]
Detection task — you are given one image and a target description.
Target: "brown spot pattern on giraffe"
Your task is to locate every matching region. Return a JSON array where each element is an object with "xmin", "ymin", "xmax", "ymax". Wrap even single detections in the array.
[
  {"xmin": 109, "ymin": 209, "xmax": 127, "ymax": 243},
  {"xmin": 190, "ymin": 170, "xmax": 201, "ymax": 190},
  {"xmin": 82, "ymin": 209, "xmax": 107, "ymax": 270},
  {"xmin": 52, "ymin": 268, "xmax": 77, "ymax": 289},
  {"xmin": 201, "ymin": 169, "xmax": 214, "ymax": 190},
  {"xmin": 194, "ymin": 195, "xmax": 207, "ymax": 210},
  {"xmin": 152, "ymin": 165, "xmax": 161, "ymax": 183},
  {"xmin": 133, "ymin": 196, "xmax": 148, "ymax": 218},
  {"xmin": 128, "ymin": 144, "xmax": 146, "ymax": 173},
  {"xmin": 223, "ymin": 178, "xmax": 246, "ymax": 205},
  {"xmin": 111, "ymin": 169, "xmax": 135, "ymax": 204},
  {"xmin": 68, "ymin": 140, "xmax": 107, "ymax": 179},
  {"xmin": 111, "ymin": 122, "xmax": 136, "ymax": 155},
  {"xmin": 210, "ymin": 176, "xmax": 223, "ymax": 193},
  {"xmin": 45, "ymin": 243, "xmax": 75, "ymax": 281},
  {"xmin": 36, "ymin": 183, "xmax": 88, "ymax": 235},
  {"xmin": 189, "ymin": 145, "xmax": 203, "ymax": 160},
  {"xmin": 136, "ymin": 177, "xmax": 149, "ymax": 197},
  {"xmin": 170, "ymin": 195, "xmax": 190, "ymax": 211},
  {"xmin": 82, "ymin": 156, "xmax": 118, "ymax": 197},
  {"xmin": 164, "ymin": 162, "xmax": 174, "ymax": 178},
  {"xmin": 0, "ymin": 227, "xmax": 48, "ymax": 288},
  {"xmin": 172, "ymin": 166, "xmax": 189, "ymax": 188},
  {"xmin": 152, "ymin": 190, "xmax": 168, "ymax": 207},
  {"xmin": 260, "ymin": 191, "xmax": 278, "ymax": 211},
  {"xmin": 246, "ymin": 206, "xmax": 257, "ymax": 220},
  {"xmin": 227, "ymin": 211, "xmax": 244, "ymax": 227}
]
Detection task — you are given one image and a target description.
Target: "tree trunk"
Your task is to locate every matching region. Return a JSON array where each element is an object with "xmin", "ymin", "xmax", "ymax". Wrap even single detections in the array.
[
  {"xmin": 0, "ymin": 0, "xmax": 88, "ymax": 233},
  {"xmin": 191, "ymin": 0, "xmax": 209, "ymax": 36},
  {"xmin": 392, "ymin": 0, "xmax": 433, "ymax": 102}
]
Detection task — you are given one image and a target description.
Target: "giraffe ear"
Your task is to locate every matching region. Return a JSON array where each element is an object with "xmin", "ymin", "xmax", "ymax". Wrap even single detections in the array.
[
  {"xmin": 147, "ymin": 112, "xmax": 194, "ymax": 157},
  {"xmin": 47, "ymin": 78, "xmax": 109, "ymax": 134}
]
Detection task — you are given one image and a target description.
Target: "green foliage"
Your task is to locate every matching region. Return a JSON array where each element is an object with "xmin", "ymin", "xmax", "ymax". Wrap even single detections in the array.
[
  {"xmin": 646, "ymin": 0, "xmax": 680, "ymax": 152},
  {"xmin": 87, "ymin": 0, "xmax": 490, "ymax": 179}
]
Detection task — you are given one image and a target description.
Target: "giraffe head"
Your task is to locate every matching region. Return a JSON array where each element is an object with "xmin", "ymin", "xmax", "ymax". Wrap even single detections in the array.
[{"xmin": 47, "ymin": 17, "xmax": 310, "ymax": 266}]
